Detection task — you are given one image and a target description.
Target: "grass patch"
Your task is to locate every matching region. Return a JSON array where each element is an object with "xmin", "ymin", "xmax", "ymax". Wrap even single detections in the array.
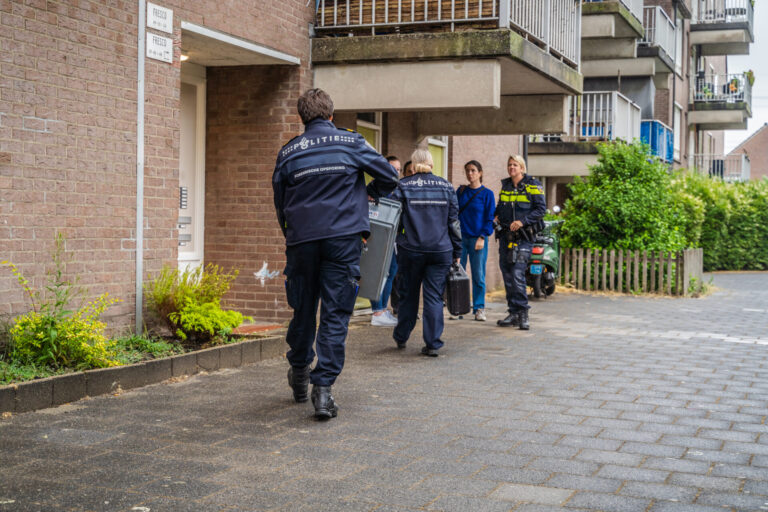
[
  {"xmin": 111, "ymin": 335, "xmax": 185, "ymax": 365},
  {"xmin": 0, "ymin": 359, "xmax": 69, "ymax": 385}
]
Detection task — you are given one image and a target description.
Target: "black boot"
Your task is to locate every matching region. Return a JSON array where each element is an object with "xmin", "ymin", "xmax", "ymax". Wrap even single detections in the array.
[
  {"xmin": 518, "ymin": 310, "xmax": 530, "ymax": 330},
  {"xmin": 311, "ymin": 385, "xmax": 339, "ymax": 420},
  {"xmin": 287, "ymin": 365, "xmax": 310, "ymax": 403},
  {"xmin": 497, "ymin": 311, "xmax": 519, "ymax": 327}
]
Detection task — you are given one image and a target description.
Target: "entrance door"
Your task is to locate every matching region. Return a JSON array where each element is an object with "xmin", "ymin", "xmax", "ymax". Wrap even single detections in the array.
[{"xmin": 178, "ymin": 64, "xmax": 206, "ymax": 270}]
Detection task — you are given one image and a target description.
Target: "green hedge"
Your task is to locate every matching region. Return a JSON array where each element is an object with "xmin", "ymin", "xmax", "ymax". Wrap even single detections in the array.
[
  {"xmin": 671, "ymin": 173, "xmax": 768, "ymax": 271},
  {"xmin": 559, "ymin": 141, "xmax": 768, "ymax": 271}
]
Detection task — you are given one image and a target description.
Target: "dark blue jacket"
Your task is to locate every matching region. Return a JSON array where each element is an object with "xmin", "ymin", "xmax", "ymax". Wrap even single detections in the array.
[
  {"xmin": 494, "ymin": 175, "xmax": 546, "ymax": 229},
  {"xmin": 392, "ymin": 172, "xmax": 462, "ymax": 259},
  {"xmin": 273, "ymin": 119, "xmax": 399, "ymax": 246}
]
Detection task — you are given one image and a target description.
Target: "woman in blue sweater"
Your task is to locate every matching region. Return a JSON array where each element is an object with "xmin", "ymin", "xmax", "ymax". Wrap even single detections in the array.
[{"xmin": 456, "ymin": 160, "xmax": 496, "ymax": 321}]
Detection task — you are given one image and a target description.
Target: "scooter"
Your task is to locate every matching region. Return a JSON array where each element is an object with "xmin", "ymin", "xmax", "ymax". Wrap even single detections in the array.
[{"xmin": 527, "ymin": 219, "xmax": 563, "ymax": 298}]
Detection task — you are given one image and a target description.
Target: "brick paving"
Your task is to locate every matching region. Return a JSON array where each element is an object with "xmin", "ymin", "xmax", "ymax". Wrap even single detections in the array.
[{"xmin": 2, "ymin": 272, "xmax": 768, "ymax": 511}]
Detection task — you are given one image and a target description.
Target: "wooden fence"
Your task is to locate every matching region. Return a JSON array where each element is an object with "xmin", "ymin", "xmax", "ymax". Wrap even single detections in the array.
[{"xmin": 559, "ymin": 248, "xmax": 703, "ymax": 296}]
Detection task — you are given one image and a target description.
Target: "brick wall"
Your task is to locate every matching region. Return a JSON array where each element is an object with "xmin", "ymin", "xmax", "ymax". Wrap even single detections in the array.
[
  {"xmin": 729, "ymin": 124, "xmax": 768, "ymax": 181},
  {"xmin": 0, "ymin": 0, "xmax": 313, "ymax": 327},
  {"xmin": 205, "ymin": 64, "xmax": 310, "ymax": 322},
  {"xmin": 449, "ymin": 135, "xmax": 522, "ymax": 292}
]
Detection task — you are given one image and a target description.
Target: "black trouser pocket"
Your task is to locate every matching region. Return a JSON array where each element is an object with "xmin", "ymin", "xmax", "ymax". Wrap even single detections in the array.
[{"xmin": 284, "ymin": 265, "xmax": 303, "ymax": 310}]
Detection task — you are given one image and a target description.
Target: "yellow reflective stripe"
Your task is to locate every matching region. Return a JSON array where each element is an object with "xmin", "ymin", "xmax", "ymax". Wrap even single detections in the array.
[
  {"xmin": 499, "ymin": 193, "xmax": 530, "ymax": 203},
  {"xmin": 525, "ymin": 185, "xmax": 543, "ymax": 195}
]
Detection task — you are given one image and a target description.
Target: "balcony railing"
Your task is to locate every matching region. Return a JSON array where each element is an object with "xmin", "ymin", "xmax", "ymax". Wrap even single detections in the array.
[
  {"xmin": 315, "ymin": 0, "xmax": 582, "ymax": 68},
  {"xmin": 693, "ymin": 72, "xmax": 752, "ymax": 105},
  {"xmin": 584, "ymin": 0, "xmax": 643, "ymax": 24},
  {"xmin": 532, "ymin": 91, "xmax": 641, "ymax": 142},
  {"xmin": 694, "ymin": 0, "xmax": 754, "ymax": 25},
  {"xmin": 693, "ymin": 153, "xmax": 750, "ymax": 182},
  {"xmin": 640, "ymin": 119, "xmax": 673, "ymax": 163},
  {"xmin": 639, "ymin": 6, "xmax": 675, "ymax": 60}
]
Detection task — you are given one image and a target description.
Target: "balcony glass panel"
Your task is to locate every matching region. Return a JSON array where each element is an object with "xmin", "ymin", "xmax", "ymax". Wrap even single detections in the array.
[{"xmin": 640, "ymin": 119, "xmax": 673, "ymax": 163}]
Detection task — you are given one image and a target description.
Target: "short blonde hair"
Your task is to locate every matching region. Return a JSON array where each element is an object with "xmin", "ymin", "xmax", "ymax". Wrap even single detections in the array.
[
  {"xmin": 508, "ymin": 154, "xmax": 527, "ymax": 173},
  {"xmin": 410, "ymin": 148, "xmax": 433, "ymax": 174}
]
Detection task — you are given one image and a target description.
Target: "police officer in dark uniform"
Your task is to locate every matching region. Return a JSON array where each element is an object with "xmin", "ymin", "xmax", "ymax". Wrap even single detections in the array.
[
  {"xmin": 273, "ymin": 89, "xmax": 398, "ymax": 419},
  {"xmin": 391, "ymin": 148, "xmax": 462, "ymax": 356},
  {"xmin": 495, "ymin": 155, "xmax": 546, "ymax": 330}
]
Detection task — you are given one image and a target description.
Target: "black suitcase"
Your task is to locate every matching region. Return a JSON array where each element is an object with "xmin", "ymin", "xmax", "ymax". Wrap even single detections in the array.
[{"xmin": 445, "ymin": 263, "xmax": 471, "ymax": 316}]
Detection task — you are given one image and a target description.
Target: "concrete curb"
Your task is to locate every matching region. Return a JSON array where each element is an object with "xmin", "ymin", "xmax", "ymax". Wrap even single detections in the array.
[{"xmin": 0, "ymin": 335, "xmax": 284, "ymax": 415}]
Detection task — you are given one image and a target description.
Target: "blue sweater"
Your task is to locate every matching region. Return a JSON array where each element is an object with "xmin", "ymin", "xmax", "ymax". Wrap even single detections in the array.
[{"xmin": 456, "ymin": 185, "xmax": 495, "ymax": 238}]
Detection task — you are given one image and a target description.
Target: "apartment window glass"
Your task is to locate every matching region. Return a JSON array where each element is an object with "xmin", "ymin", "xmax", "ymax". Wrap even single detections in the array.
[
  {"xmin": 675, "ymin": 15, "xmax": 683, "ymax": 75},
  {"xmin": 427, "ymin": 136, "xmax": 447, "ymax": 178},
  {"xmin": 356, "ymin": 112, "xmax": 381, "ymax": 151},
  {"xmin": 673, "ymin": 104, "xmax": 682, "ymax": 162}
]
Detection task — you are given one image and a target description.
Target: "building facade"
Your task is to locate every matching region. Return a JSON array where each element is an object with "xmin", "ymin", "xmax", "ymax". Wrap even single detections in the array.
[{"xmin": 1, "ymin": 1, "xmax": 586, "ymax": 328}]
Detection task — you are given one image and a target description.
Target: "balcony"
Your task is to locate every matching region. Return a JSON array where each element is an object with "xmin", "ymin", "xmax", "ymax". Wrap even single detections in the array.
[
  {"xmin": 529, "ymin": 91, "xmax": 641, "ymax": 177},
  {"xmin": 640, "ymin": 119, "xmax": 673, "ymax": 163},
  {"xmin": 693, "ymin": 154, "xmax": 751, "ymax": 182},
  {"xmin": 690, "ymin": 0, "xmax": 754, "ymax": 55},
  {"xmin": 581, "ymin": 0, "xmax": 643, "ymax": 61},
  {"xmin": 637, "ymin": 6, "xmax": 676, "ymax": 73},
  {"xmin": 311, "ymin": 0, "xmax": 583, "ymax": 135},
  {"xmin": 689, "ymin": 72, "xmax": 752, "ymax": 130}
]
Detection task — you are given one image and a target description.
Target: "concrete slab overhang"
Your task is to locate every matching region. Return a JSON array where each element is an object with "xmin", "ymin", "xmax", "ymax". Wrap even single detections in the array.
[
  {"xmin": 688, "ymin": 102, "xmax": 751, "ymax": 131},
  {"xmin": 582, "ymin": 57, "xmax": 659, "ymax": 79},
  {"xmin": 180, "ymin": 22, "xmax": 300, "ymax": 66},
  {"xmin": 311, "ymin": 30, "xmax": 582, "ymax": 111},
  {"xmin": 581, "ymin": 2, "xmax": 644, "ymax": 40},
  {"xmin": 689, "ymin": 25, "xmax": 753, "ymax": 56},
  {"xmin": 528, "ymin": 143, "xmax": 599, "ymax": 177},
  {"xmin": 415, "ymin": 95, "xmax": 570, "ymax": 137}
]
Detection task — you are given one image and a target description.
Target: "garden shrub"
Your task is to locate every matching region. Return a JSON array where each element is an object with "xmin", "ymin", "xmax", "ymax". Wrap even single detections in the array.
[
  {"xmin": 145, "ymin": 264, "xmax": 250, "ymax": 344},
  {"xmin": 560, "ymin": 141, "xmax": 687, "ymax": 251},
  {"xmin": 1, "ymin": 234, "xmax": 121, "ymax": 370}
]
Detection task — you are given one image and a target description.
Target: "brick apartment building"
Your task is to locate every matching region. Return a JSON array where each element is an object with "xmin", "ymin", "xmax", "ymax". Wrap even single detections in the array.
[
  {"xmin": 1, "ymin": 1, "xmax": 586, "ymax": 330},
  {"xmin": 728, "ymin": 123, "xmax": 768, "ymax": 181}
]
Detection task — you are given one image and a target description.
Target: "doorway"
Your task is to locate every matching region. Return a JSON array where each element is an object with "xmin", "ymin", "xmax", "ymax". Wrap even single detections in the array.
[{"xmin": 178, "ymin": 63, "xmax": 206, "ymax": 270}]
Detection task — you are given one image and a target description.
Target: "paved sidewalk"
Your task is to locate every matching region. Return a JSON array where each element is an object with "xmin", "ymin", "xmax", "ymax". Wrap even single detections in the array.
[{"xmin": 2, "ymin": 272, "xmax": 768, "ymax": 511}]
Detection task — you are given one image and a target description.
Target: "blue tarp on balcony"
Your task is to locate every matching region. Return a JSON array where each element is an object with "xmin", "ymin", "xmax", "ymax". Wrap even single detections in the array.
[{"xmin": 640, "ymin": 120, "xmax": 673, "ymax": 163}]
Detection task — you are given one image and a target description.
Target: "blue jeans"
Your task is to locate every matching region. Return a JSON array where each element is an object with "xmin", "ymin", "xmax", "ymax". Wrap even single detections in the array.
[
  {"xmin": 370, "ymin": 251, "xmax": 398, "ymax": 312},
  {"xmin": 460, "ymin": 236, "xmax": 488, "ymax": 312}
]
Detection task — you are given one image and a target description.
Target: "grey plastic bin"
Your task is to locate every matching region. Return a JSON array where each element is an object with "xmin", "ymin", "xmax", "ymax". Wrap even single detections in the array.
[{"xmin": 359, "ymin": 198, "xmax": 402, "ymax": 301}]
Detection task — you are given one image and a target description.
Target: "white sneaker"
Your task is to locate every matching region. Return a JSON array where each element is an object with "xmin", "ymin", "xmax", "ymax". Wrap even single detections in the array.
[
  {"xmin": 474, "ymin": 309, "xmax": 487, "ymax": 322},
  {"xmin": 371, "ymin": 313, "xmax": 397, "ymax": 327},
  {"xmin": 384, "ymin": 311, "xmax": 398, "ymax": 323}
]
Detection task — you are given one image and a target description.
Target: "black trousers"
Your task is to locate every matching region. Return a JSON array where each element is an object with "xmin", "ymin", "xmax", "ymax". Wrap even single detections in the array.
[
  {"xmin": 499, "ymin": 239, "xmax": 532, "ymax": 313},
  {"xmin": 283, "ymin": 235, "xmax": 361, "ymax": 386}
]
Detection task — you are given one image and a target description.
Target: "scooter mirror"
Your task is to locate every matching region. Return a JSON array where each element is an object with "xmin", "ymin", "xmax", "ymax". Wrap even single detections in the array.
[{"xmin": 552, "ymin": 205, "xmax": 561, "ymax": 214}]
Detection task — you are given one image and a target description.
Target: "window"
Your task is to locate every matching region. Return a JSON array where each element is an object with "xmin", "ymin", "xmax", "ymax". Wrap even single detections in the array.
[
  {"xmin": 356, "ymin": 112, "xmax": 381, "ymax": 151},
  {"xmin": 427, "ymin": 136, "xmax": 448, "ymax": 177},
  {"xmin": 675, "ymin": 15, "xmax": 683, "ymax": 75},
  {"xmin": 673, "ymin": 103, "xmax": 682, "ymax": 162}
]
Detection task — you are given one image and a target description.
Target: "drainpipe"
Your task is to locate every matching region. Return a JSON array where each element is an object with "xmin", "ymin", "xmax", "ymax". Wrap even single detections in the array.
[{"xmin": 135, "ymin": 0, "xmax": 146, "ymax": 333}]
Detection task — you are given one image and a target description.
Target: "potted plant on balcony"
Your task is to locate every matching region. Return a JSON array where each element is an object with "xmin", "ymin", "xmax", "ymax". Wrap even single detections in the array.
[{"xmin": 746, "ymin": 69, "xmax": 755, "ymax": 87}]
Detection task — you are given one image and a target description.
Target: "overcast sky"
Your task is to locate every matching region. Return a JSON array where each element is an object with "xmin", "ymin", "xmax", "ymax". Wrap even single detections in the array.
[{"xmin": 725, "ymin": 2, "xmax": 768, "ymax": 152}]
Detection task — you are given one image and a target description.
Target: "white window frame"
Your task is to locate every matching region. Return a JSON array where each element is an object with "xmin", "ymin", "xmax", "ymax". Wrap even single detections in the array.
[
  {"xmin": 427, "ymin": 136, "xmax": 448, "ymax": 177},
  {"xmin": 673, "ymin": 103, "xmax": 682, "ymax": 162},
  {"xmin": 675, "ymin": 13, "xmax": 684, "ymax": 76},
  {"xmin": 356, "ymin": 112, "xmax": 382, "ymax": 152}
]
